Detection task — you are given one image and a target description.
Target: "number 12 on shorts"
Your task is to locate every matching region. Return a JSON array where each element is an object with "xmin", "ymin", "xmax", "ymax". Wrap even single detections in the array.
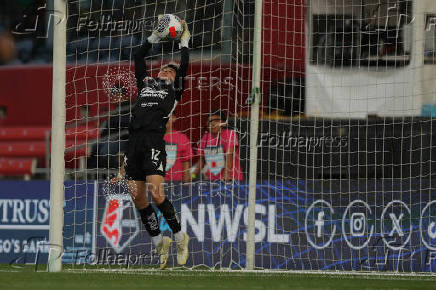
[
  {"xmin": 151, "ymin": 148, "xmax": 164, "ymax": 172},
  {"xmin": 151, "ymin": 148, "xmax": 161, "ymax": 162}
]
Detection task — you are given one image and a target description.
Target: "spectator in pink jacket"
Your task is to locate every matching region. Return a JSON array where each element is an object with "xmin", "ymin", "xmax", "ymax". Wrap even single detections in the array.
[
  {"xmin": 164, "ymin": 114, "xmax": 193, "ymax": 182},
  {"xmin": 195, "ymin": 110, "xmax": 243, "ymax": 181}
]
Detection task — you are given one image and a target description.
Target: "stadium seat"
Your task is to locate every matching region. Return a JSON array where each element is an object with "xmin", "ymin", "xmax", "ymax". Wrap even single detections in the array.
[
  {"xmin": 0, "ymin": 158, "xmax": 37, "ymax": 179},
  {"xmin": 0, "ymin": 140, "xmax": 90, "ymax": 158},
  {"xmin": 0, "ymin": 141, "xmax": 46, "ymax": 157},
  {"xmin": 0, "ymin": 126, "xmax": 98, "ymax": 141},
  {"xmin": 0, "ymin": 127, "xmax": 50, "ymax": 141},
  {"xmin": 0, "ymin": 125, "xmax": 98, "ymax": 175}
]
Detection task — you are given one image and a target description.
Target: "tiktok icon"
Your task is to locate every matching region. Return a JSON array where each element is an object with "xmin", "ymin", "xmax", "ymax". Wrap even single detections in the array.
[{"xmin": 420, "ymin": 200, "xmax": 436, "ymax": 250}]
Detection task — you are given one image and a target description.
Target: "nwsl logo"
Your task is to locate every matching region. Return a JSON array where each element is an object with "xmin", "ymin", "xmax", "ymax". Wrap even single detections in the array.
[{"xmin": 100, "ymin": 195, "xmax": 139, "ymax": 253}]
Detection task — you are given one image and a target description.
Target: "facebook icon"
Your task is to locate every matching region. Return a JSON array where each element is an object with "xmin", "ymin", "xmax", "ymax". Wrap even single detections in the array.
[
  {"xmin": 315, "ymin": 211, "xmax": 325, "ymax": 238},
  {"xmin": 305, "ymin": 200, "xmax": 336, "ymax": 250}
]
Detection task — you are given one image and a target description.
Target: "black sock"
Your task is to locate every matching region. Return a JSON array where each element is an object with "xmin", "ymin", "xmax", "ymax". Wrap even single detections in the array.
[
  {"xmin": 157, "ymin": 198, "xmax": 181, "ymax": 233},
  {"xmin": 138, "ymin": 205, "xmax": 161, "ymax": 237}
]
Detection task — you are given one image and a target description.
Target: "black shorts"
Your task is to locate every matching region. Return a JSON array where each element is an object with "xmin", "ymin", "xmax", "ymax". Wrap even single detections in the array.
[{"xmin": 124, "ymin": 132, "xmax": 166, "ymax": 180}]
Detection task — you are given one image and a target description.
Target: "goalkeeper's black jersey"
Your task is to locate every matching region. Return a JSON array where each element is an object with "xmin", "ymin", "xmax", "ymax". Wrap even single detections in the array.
[{"xmin": 130, "ymin": 40, "xmax": 189, "ymax": 134}]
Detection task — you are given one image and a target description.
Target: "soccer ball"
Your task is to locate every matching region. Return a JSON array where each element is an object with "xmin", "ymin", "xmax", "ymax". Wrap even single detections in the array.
[{"xmin": 154, "ymin": 14, "xmax": 184, "ymax": 40}]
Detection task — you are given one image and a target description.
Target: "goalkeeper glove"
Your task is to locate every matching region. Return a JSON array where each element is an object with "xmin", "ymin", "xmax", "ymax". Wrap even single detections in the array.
[
  {"xmin": 179, "ymin": 20, "xmax": 191, "ymax": 49},
  {"xmin": 148, "ymin": 14, "xmax": 165, "ymax": 43},
  {"xmin": 148, "ymin": 33, "xmax": 160, "ymax": 44}
]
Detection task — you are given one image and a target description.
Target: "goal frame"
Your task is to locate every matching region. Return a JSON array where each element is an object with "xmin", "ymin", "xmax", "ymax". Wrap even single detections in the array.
[
  {"xmin": 49, "ymin": 0, "xmax": 436, "ymax": 273},
  {"xmin": 49, "ymin": 0, "xmax": 264, "ymax": 272},
  {"xmin": 49, "ymin": 0, "xmax": 67, "ymax": 273}
]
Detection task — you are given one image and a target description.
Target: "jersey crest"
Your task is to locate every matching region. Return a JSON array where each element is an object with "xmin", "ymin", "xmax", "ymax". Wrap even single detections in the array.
[
  {"xmin": 165, "ymin": 144, "xmax": 178, "ymax": 171},
  {"xmin": 204, "ymin": 145, "xmax": 225, "ymax": 176}
]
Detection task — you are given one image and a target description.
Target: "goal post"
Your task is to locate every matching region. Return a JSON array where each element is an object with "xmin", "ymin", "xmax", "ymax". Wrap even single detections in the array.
[
  {"xmin": 49, "ymin": 0, "xmax": 67, "ymax": 273},
  {"xmin": 246, "ymin": 0, "xmax": 263, "ymax": 271}
]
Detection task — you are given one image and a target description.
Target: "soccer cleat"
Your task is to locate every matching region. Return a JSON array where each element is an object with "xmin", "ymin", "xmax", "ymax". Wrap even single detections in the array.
[
  {"xmin": 156, "ymin": 236, "xmax": 172, "ymax": 269},
  {"xmin": 176, "ymin": 232, "xmax": 190, "ymax": 265}
]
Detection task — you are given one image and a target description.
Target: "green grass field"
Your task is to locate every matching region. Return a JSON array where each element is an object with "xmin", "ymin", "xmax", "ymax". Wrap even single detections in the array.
[{"xmin": 2, "ymin": 265, "xmax": 436, "ymax": 290}]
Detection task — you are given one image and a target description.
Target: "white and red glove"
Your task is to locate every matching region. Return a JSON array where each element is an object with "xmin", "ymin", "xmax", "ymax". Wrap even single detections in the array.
[
  {"xmin": 179, "ymin": 20, "xmax": 191, "ymax": 49},
  {"xmin": 148, "ymin": 14, "xmax": 165, "ymax": 43}
]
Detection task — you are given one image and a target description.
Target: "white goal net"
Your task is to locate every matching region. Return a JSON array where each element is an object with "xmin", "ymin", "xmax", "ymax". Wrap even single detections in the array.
[{"xmin": 60, "ymin": 0, "xmax": 436, "ymax": 272}]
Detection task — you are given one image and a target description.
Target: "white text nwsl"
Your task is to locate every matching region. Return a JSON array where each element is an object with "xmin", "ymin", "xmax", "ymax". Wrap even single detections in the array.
[
  {"xmin": 139, "ymin": 87, "xmax": 168, "ymax": 100},
  {"xmin": 181, "ymin": 204, "xmax": 288, "ymax": 243}
]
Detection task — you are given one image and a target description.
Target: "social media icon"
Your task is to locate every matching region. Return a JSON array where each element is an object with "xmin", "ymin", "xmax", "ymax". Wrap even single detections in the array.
[
  {"xmin": 420, "ymin": 201, "xmax": 436, "ymax": 250},
  {"xmin": 389, "ymin": 213, "xmax": 404, "ymax": 237},
  {"xmin": 305, "ymin": 200, "xmax": 336, "ymax": 250},
  {"xmin": 342, "ymin": 200, "xmax": 374, "ymax": 250},
  {"xmin": 350, "ymin": 212, "xmax": 366, "ymax": 237},
  {"xmin": 315, "ymin": 211, "xmax": 325, "ymax": 238},
  {"xmin": 380, "ymin": 200, "xmax": 411, "ymax": 251},
  {"xmin": 428, "ymin": 222, "xmax": 436, "ymax": 239}
]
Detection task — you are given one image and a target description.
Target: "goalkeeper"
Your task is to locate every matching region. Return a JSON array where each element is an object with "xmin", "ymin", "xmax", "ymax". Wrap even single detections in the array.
[{"xmin": 122, "ymin": 18, "xmax": 190, "ymax": 269}]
